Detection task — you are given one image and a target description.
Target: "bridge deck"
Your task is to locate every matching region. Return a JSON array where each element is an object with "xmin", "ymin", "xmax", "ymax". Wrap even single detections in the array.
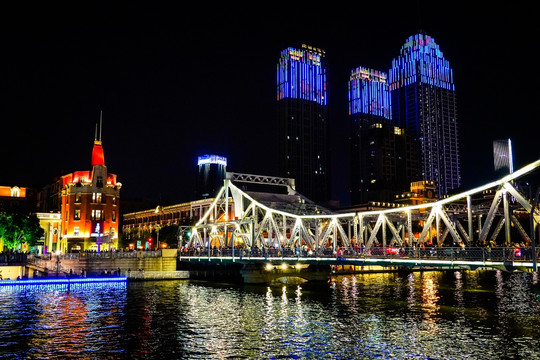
[{"xmin": 179, "ymin": 246, "xmax": 538, "ymax": 272}]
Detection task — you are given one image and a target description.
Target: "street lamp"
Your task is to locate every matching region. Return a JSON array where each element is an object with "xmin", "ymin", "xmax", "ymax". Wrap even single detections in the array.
[{"xmin": 155, "ymin": 206, "xmax": 163, "ymax": 251}]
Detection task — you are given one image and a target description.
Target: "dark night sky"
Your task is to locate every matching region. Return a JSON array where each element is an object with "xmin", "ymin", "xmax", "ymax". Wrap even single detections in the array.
[{"xmin": 1, "ymin": 2, "xmax": 539, "ymax": 207}]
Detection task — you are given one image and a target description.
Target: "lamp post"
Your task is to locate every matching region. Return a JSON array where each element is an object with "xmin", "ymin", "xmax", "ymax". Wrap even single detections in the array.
[
  {"xmin": 155, "ymin": 206, "xmax": 163, "ymax": 251},
  {"xmin": 156, "ymin": 225, "xmax": 160, "ymax": 251},
  {"xmin": 530, "ymin": 187, "xmax": 540, "ymax": 272}
]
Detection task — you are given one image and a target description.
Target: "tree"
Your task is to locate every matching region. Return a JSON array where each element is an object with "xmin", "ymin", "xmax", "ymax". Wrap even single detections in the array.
[{"xmin": 0, "ymin": 211, "xmax": 44, "ymax": 250}]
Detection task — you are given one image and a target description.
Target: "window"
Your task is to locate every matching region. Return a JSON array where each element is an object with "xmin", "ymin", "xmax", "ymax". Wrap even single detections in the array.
[
  {"xmin": 96, "ymin": 176, "xmax": 103, "ymax": 188},
  {"xmin": 74, "ymin": 209, "xmax": 81, "ymax": 220},
  {"xmin": 91, "ymin": 209, "xmax": 103, "ymax": 220},
  {"xmin": 10, "ymin": 187, "xmax": 20, "ymax": 197},
  {"xmin": 91, "ymin": 209, "xmax": 102, "ymax": 220},
  {"xmin": 112, "ymin": 196, "xmax": 117, "ymax": 205},
  {"xmin": 92, "ymin": 193, "xmax": 102, "ymax": 204},
  {"xmin": 112, "ymin": 210, "xmax": 116, "ymax": 222},
  {"xmin": 73, "ymin": 227, "xmax": 79, "ymax": 236},
  {"xmin": 75, "ymin": 193, "xmax": 81, "ymax": 203}
]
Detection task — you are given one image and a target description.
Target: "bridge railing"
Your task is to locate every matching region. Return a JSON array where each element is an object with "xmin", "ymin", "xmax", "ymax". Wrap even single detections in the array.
[
  {"xmin": 179, "ymin": 246, "xmax": 538, "ymax": 263},
  {"xmin": 0, "ymin": 252, "xmax": 28, "ymax": 265},
  {"xmin": 27, "ymin": 250, "xmax": 162, "ymax": 262}
]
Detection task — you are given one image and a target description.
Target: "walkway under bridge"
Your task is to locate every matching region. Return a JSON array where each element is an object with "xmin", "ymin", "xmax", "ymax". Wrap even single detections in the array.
[{"xmin": 183, "ymin": 159, "xmax": 540, "ymax": 274}]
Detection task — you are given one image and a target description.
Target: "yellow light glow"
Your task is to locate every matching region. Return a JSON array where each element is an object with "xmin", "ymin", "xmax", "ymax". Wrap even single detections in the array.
[
  {"xmin": 265, "ymin": 263, "xmax": 274, "ymax": 271},
  {"xmin": 280, "ymin": 263, "xmax": 288, "ymax": 270}
]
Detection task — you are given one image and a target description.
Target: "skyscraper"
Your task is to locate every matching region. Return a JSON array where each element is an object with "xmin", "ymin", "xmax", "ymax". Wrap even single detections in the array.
[
  {"xmin": 389, "ymin": 33, "xmax": 461, "ymax": 196},
  {"xmin": 349, "ymin": 67, "xmax": 416, "ymax": 205},
  {"xmin": 277, "ymin": 44, "xmax": 329, "ymax": 203}
]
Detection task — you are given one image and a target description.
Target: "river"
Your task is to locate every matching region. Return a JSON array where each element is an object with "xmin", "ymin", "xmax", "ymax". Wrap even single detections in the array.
[{"xmin": 1, "ymin": 270, "xmax": 540, "ymax": 359}]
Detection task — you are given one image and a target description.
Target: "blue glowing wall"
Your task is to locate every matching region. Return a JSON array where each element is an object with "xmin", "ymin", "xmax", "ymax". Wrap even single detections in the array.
[
  {"xmin": 389, "ymin": 34, "xmax": 454, "ymax": 91},
  {"xmin": 349, "ymin": 67, "xmax": 390, "ymax": 119},
  {"xmin": 277, "ymin": 46, "xmax": 327, "ymax": 106}
]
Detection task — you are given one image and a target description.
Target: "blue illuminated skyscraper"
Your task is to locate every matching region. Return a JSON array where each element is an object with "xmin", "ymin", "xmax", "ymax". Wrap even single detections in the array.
[
  {"xmin": 389, "ymin": 33, "xmax": 461, "ymax": 196},
  {"xmin": 349, "ymin": 67, "xmax": 416, "ymax": 205},
  {"xmin": 277, "ymin": 44, "xmax": 329, "ymax": 202}
]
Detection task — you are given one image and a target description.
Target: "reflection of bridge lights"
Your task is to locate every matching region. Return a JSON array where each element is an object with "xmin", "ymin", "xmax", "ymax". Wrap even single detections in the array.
[
  {"xmin": 265, "ymin": 263, "xmax": 274, "ymax": 271},
  {"xmin": 295, "ymin": 263, "xmax": 302, "ymax": 270},
  {"xmin": 280, "ymin": 263, "xmax": 288, "ymax": 270}
]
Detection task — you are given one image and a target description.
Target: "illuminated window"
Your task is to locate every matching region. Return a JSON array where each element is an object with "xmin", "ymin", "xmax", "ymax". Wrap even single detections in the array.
[
  {"xmin": 74, "ymin": 227, "xmax": 79, "ymax": 236},
  {"xmin": 10, "ymin": 187, "xmax": 20, "ymax": 197},
  {"xmin": 92, "ymin": 193, "xmax": 102, "ymax": 204},
  {"xmin": 112, "ymin": 210, "xmax": 116, "ymax": 222},
  {"xmin": 91, "ymin": 209, "xmax": 103, "ymax": 220},
  {"xmin": 75, "ymin": 193, "xmax": 81, "ymax": 203},
  {"xmin": 74, "ymin": 209, "xmax": 81, "ymax": 220}
]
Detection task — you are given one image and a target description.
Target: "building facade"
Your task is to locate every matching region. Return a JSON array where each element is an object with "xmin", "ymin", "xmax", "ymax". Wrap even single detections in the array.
[
  {"xmin": 36, "ymin": 212, "xmax": 62, "ymax": 254},
  {"xmin": 389, "ymin": 33, "xmax": 461, "ymax": 196},
  {"xmin": 39, "ymin": 131, "xmax": 122, "ymax": 253},
  {"xmin": 277, "ymin": 44, "xmax": 329, "ymax": 203},
  {"xmin": 349, "ymin": 67, "xmax": 416, "ymax": 205},
  {"xmin": 0, "ymin": 185, "xmax": 37, "ymax": 212},
  {"xmin": 122, "ymin": 198, "xmax": 227, "ymax": 249}
]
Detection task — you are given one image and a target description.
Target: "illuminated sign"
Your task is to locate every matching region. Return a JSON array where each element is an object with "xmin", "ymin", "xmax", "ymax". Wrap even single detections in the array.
[{"xmin": 91, "ymin": 221, "xmax": 104, "ymax": 237}]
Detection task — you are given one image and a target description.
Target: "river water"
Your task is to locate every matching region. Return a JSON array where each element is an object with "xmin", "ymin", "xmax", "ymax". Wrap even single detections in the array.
[{"xmin": 1, "ymin": 270, "xmax": 540, "ymax": 359}]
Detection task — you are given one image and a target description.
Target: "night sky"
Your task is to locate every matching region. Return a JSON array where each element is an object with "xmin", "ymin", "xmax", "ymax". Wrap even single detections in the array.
[{"xmin": 1, "ymin": 2, "xmax": 539, "ymax": 207}]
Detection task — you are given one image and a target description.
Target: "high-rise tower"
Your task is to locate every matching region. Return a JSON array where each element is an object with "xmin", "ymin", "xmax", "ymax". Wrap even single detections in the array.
[
  {"xmin": 277, "ymin": 44, "xmax": 329, "ymax": 203},
  {"xmin": 196, "ymin": 154, "xmax": 227, "ymax": 199},
  {"xmin": 349, "ymin": 67, "xmax": 416, "ymax": 205},
  {"xmin": 389, "ymin": 33, "xmax": 461, "ymax": 196}
]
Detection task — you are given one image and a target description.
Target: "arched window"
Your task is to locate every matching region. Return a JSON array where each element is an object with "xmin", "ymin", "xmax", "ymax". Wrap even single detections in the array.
[{"xmin": 10, "ymin": 186, "xmax": 20, "ymax": 197}]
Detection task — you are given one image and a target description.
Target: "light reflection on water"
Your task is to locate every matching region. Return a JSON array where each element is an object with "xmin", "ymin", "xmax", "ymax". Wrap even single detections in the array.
[{"xmin": 1, "ymin": 271, "xmax": 540, "ymax": 359}]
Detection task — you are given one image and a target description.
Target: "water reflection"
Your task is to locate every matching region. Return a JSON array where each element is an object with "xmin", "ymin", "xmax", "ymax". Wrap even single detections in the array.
[
  {"xmin": 2, "ymin": 271, "xmax": 540, "ymax": 359},
  {"xmin": 0, "ymin": 282, "xmax": 127, "ymax": 358}
]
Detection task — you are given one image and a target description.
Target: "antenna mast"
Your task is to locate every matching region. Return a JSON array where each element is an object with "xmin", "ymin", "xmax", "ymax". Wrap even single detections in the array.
[{"xmin": 99, "ymin": 110, "xmax": 103, "ymax": 141}]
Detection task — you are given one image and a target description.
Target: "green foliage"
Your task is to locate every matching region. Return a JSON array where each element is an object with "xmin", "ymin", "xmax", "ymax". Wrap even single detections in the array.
[
  {"xmin": 157, "ymin": 225, "xmax": 179, "ymax": 248},
  {"xmin": 0, "ymin": 211, "xmax": 44, "ymax": 250}
]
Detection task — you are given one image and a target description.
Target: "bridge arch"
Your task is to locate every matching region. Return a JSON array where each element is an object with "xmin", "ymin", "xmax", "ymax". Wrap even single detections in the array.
[{"xmin": 185, "ymin": 160, "xmax": 540, "ymax": 255}]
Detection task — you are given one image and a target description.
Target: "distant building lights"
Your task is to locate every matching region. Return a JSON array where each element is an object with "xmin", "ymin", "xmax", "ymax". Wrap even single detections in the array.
[{"xmin": 197, "ymin": 155, "xmax": 227, "ymax": 167}]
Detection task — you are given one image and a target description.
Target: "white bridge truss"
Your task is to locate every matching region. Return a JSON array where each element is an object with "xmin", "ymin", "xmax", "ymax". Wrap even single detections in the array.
[{"xmin": 185, "ymin": 160, "xmax": 540, "ymax": 252}]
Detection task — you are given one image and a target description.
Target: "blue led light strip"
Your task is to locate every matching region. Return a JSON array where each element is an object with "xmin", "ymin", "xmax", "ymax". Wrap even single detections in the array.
[{"xmin": 0, "ymin": 276, "xmax": 128, "ymax": 286}]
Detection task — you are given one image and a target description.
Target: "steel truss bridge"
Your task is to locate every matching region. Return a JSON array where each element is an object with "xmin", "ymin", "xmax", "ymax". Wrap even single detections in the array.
[{"xmin": 183, "ymin": 160, "xmax": 540, "ymax": 271}]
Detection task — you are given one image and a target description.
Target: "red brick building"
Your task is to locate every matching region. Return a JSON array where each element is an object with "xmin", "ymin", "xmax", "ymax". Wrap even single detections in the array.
[{"xmin": 40, "ymin": 129, "xmax": 122, "ymax": 253}]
